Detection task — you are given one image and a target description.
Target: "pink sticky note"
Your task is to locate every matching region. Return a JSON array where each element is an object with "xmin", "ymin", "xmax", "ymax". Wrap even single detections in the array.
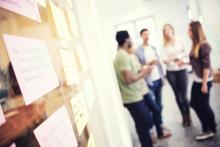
[
  {"xmin": 0, "ymin": 105, "xmax": 6, "ymax": 126},
  {"xmin": 34, "ymin": 106, "xmax": 78, "ymax": 147},
  {"xmin": 3, "ymin": 34, "xmax": 59, "ymax": 105},
  {"xmin": 0, "ymin": 0, "xmax": 41, "ymax": 22}
]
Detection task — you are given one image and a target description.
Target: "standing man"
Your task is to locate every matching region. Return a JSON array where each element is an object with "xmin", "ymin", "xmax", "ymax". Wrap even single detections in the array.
[
  {"xmin": 135, "ymin": 29, "xmax": 171, "ymax": 140},
  {"xmin": 114, "ymin": 31, "xmax": 153, "ymax": 147}
]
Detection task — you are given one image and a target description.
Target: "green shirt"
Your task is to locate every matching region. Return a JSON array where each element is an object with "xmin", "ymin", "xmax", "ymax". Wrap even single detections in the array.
[{"xmin": 114, "ymin": 49, "xmax": 148, "ymax": 104}]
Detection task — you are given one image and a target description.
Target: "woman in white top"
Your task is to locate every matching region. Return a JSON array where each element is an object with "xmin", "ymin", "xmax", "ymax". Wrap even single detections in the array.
[{"xmin": 162, "ymin": 24, "xmax": 191, "ymax": 127}]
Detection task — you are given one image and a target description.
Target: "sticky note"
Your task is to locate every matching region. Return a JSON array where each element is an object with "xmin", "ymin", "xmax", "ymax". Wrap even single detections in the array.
[
  {"xmin": 0, "ymin": 105, "xmax": 6, "ymax": 126},
  {"xmin": 71, "ymin": 92, "xmax": 89, "ymax": 135},
  {"xmin": 37, "ymin": 0, "xmax": 46, "ymax": 7},
  {"xmin": 60, "ymin": 49, "xmax": 79, "ymax": 85},
  {"xmin": 49, "ymin": 0, "xmax": 71, "ymax": 40},
  {"xmin": 84, "ymin": 79, "xmax": 96, "ymax": 109},
  {"xmin": 76, "ymin": 47, "xmax": 89, "ymax": 72},
  {"xmin": 3, "ymin": 34, "xmax": 59, "ymax": 105},
  {"xmin": 87, "ymin": 135, "xmax": 96, "ymax": 147},
  {"xmin": 65, "ymin": 0, "xmax": 73, "ymax": 8},
  {"xmin": 34, "ymin": 106, "xmax": 78, "ymax": 147},
  {"xmin": 65, "ymin": 8, "xmax": 80, "ymax": 38},
  {"xmin": 0, "ymin": 0, "xmax": 41, "ymax": 22}
]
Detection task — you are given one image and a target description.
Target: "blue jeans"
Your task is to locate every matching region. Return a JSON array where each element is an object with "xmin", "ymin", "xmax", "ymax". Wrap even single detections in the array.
[
  {"xmin": 149, "ymin": 79, "xmax": 163, "ymax": 124},
  {"xmin": 124, "ymin": 100, "xmax": 153, "ymax": 147},
  {"xmin": 144, "ymin": 93, "xmax": 163, "ymax": 137}
]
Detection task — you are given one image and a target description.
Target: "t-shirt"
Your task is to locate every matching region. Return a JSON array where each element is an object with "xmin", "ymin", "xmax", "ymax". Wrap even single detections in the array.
[
  {"xmin": 143, "ymin": 45, "xmax": 161, "ymax": 81},
  {"xmin": 162, "ymin": 40, "xmax": 188, "ymax": 71},
  {"xmin": 114, "ymin": 49, "xmax": 148, "ymax": 104}
]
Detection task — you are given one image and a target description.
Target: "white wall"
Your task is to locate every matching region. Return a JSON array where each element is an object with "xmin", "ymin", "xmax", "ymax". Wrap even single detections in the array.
[{"xmin": 73, "ymin": 0, "xmax": 133, "ymax": 146}]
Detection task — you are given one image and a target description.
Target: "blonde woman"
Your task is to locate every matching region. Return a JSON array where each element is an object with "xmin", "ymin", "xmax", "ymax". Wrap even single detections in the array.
[
  {"xmin": 162, "ymin": 24, "xmax": 191, "ymax": 127},
  {"xmin": 188, "ymin": 21, "xmax": 217, "ymax": 140}
]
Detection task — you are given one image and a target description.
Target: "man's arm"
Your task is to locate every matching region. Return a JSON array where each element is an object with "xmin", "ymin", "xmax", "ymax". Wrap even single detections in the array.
[{"xmin": 121, "ymin": 66, "xmax": 153, "ymax": 84}]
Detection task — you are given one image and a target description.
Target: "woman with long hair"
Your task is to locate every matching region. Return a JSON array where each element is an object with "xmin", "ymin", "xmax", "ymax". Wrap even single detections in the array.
[
  {"xmin": 162, "ymin": 24, "xmax": 191, "ymax": 127},
  {"xmin": 187, "ymin": 21, "xmax": 217, "ymax": 140}
]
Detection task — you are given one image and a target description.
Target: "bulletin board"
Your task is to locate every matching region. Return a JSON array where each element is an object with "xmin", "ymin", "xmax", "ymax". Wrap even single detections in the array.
[{"xmin": 0, "ymin": 0, "xmax": 96, "ymax": 147}]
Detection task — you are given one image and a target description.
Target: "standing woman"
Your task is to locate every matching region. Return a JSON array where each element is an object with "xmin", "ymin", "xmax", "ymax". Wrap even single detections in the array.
[
  {"xmin": 188, "ymin": 21, "xmax": 217, "ymax": 140},
  {"xmin": 162, "ymin": 24, "xmax": 191, "ymax": 127}
]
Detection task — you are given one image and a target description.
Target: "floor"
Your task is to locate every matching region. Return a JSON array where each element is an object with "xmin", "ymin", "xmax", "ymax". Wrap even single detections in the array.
[
  {"xmin": 127, "ymin": 79, "xmax": 220, "ymax": 147},
  {"xmin": 158, "ymin": 81, "xmax": 220, "ymax": 147}
]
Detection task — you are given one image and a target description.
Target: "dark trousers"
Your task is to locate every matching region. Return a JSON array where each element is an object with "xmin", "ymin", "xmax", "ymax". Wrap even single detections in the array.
[
  {"xmin": 124, "ymin": 100, "xmax": 153, "ymax": 147},
  {"xmin": 144, "ymin": 93, "xmax": 163, "ymax": 137},
  {"xmin": 167, "ymin": 69, "xmax": 190, "ymax": 116},
  {"xmin": 190, "ymin": 81, "xmax": 217, "ymax": 132},
  {"xmin": 149, "ymin": 79, "xmax": 163, "ymax": 124}
]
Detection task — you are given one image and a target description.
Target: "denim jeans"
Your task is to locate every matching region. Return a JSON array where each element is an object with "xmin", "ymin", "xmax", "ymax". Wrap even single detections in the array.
[
  {"xmin": 144, "ymin": 93, "xmax": 163, "ymax": 137},
  {"xmin": 149, "ymin": 79, "xmax": 163, "ymax": 124},
  {"xmin": 124, "ymin": 100, "xmax": 153, "ymax": 147}
]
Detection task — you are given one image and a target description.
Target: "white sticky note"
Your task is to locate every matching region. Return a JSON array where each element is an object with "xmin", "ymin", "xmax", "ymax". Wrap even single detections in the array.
[
  {"xmin": 3, "ymin": 34, "xmax": 59, "ymax": 105},
  {"xmin": 0, "ymin": 0, "xmax": 41, "ymax": 22},
  {"xmin": 84, "ymin": 79, "xmax": 96, "ymax": 110},
  {"xmin": 71, "ymin": 92, "xmax": 89, "ymax": 135},
  {"xmin": 34, "ymin": 106, "xmax": 78, "ymax": 147},
  {"xmin": 0, "ymin": 105, "xmax": 6, "ymax": 126},
  {"xmin": 60, "ymin": 49, "xmax": 79, "ymax": 85}
]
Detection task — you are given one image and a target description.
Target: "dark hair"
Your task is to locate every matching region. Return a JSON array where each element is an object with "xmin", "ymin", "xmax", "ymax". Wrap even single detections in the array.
[
  {"xmin": 116, "ymin": 31, "xmax": 130, "ymax": 46},
  {"xmin": 140, "ymin": 28, "xmax": 148, "ymax": 36},
  {"xmin": 189, "ymin": 21, "xmax": 206, "ymax": 58}
]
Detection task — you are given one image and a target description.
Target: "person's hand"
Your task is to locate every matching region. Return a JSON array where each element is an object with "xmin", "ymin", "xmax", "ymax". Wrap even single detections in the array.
[
  {"xmin": 149, "ymin": 60, "xmax": 159, "ymax": 66},
  {"xmin": 176, "ymin": 60, "xmax": 185, "ymax": 67},
  {"xmin": 162, "ymin": 79, "xmax": 166, "ymax": 86},
  {"xmin": 201, "ymin": 82, "xmax": 208, "ymax": 94},
  {"xmin": 142, "ymin": 65, "xmax": 154, "ymax": 76}
]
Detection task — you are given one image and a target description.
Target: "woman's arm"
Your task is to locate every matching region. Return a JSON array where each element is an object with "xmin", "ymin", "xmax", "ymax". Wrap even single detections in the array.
[{"xmin": 201, "ymin": 69, "xmax": 210, "ymax": 93}]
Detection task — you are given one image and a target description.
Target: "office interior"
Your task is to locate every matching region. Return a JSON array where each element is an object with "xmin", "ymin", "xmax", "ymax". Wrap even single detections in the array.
[{"xmin": 0, "ymin": 0, "xmax": 220, "ymax": 147}]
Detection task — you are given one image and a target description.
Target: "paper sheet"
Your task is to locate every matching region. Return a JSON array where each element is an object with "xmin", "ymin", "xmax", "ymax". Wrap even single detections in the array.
[
  {"xmin": 84, "ymin": 79, "xmax": 96, "ymax": 110},
  {"xmin": 60, "ymin": 49, "xmax": 79, "ymax": 85},
  {"xmin": 0, "ymin": 105, "xmax": 6, "ymax": 126},
  {"xmin": 37, "ymin": 0, "xmax": 46, "ymax": 7},
  {"xmin": 3, "ymin": 34, "xmax": 59, "ymax": 105},
  {"xmin": 34, "ymin": 106, "xmax": 78, "ymax": 147},
  {"xmin": 71, "ymin": 92, "xmax": 89, "ymax": 135},
  {"xmin": 76, "ymin": 46, "xmax": 89, "ymax": 72},
  {"xmin": 87, "ymin": 135, "xmax": 96, "ymax": 147},
  {"xmin": 0, "ymin": 0, "xmax": 41, "ymax": 22},
  {"xmin": 49, "ymin": 0, "xmax": 71, "ymax": 40},
  {"xmin": 65, "ymin": 8, "xmax": 80, "ymax": 38}
]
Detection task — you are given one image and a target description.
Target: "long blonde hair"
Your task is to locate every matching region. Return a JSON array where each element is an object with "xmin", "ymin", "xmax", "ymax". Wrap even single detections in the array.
[
  {"xmin": 163, "ymin": 24, "xmax": 175, "ymax": 47},
  {"xmin": 189, "ymin": 21, "xmax": 207, "ymax": 58}
]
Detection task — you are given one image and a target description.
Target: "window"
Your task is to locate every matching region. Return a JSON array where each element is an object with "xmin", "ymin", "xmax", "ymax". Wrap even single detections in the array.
[{"xmin": 114, "ymin": 16, "xmax": 157, "ymax": 48}]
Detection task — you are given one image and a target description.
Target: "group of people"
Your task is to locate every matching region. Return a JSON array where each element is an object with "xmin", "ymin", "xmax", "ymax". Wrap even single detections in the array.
[{"xmin": 114, "ymin": 21, "xmax": 217, "ymax": 147}]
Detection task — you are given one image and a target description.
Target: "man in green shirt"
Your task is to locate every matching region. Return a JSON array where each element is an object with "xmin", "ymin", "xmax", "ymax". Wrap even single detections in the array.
[{"xmin": 114, "ymin": 31, "xmax": 153, "ymax": 147}]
